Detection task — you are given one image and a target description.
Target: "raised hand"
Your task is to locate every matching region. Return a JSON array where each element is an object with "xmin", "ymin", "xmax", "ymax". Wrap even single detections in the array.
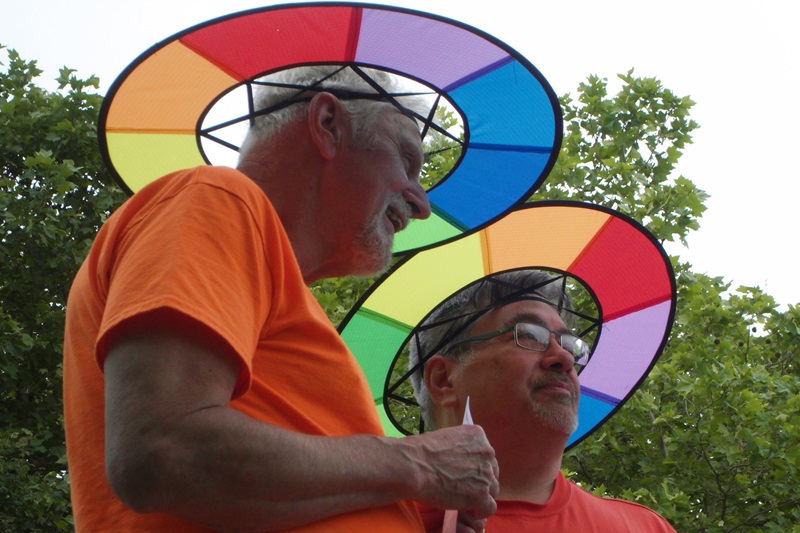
[{"xmin": 400, "ymin": 424, "xmax": 499, "ymax": 519}]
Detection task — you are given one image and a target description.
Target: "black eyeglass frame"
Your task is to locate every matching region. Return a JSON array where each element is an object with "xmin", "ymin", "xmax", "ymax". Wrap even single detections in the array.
[{"xmin": 446, "ymin": 322, "xmax": 591, "ymax": 370}]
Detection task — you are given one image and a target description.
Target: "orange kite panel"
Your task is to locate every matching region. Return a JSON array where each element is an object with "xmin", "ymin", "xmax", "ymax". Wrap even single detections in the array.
[
  {"xmin": 483, "ymin": 206, "xmax": 610, "ymax": 273},
  {"xmin": 106, "ymin": 41, "xmax": 237, "ymax": 132}
]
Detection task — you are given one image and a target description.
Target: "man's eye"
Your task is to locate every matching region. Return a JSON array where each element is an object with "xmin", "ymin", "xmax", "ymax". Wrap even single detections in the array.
[{"xmin": 403, "ymin": 154, "xmax": 418, "ymax": 176}]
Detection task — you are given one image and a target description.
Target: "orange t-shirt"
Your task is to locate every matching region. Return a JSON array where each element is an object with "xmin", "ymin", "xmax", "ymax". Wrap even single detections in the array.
[
  {"xmin": 63, "ymin": 166, "xmax": 423, "ymax": 532},
  {"xmin": 417, "ymin": 471, "xmax": 675, "ymax": 532}
]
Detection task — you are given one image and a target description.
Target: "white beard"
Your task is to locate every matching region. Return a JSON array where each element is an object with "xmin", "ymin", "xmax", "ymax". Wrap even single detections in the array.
[
  {"xmin": 349, "ymin": 210, "xmax": 394, "ymax": 276},
  {"xmin": 349, "ymin": 192, "xmax": 409, "ymax": 276},
  {"xmin": 528, "ymin": 379, "xmax": 579, "ymax": 435},
  {"xmin": 530, "ymin": 400, "xmax": 579, "ymax": 435}
]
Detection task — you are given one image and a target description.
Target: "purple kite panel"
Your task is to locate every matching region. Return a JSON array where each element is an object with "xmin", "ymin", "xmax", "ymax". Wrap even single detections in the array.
[
  {"xmin": 355, "ymin": 8, "xmax": 509, "ymax": 89},
  {"xmin": 578, "ymin": 300, "xmax": 672, "ymax": 401}
]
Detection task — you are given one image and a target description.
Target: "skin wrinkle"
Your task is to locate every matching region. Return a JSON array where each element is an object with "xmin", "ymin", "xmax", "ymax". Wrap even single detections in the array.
[
  {"xmin": 503, "ymin": 311, "xmax": 573, "ymax": 336},
  {"xmin": 350, "ymin": 194, "xmax": 400, "ymax": 275},
  {"xmin": 344, "ymin": 110, "xmax": 424, "ymax": 276}
]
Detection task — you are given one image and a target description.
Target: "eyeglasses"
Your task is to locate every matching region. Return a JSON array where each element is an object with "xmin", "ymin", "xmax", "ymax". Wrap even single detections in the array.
[{"xmin": 447, "ymin": 322, "xmax": 591, "ymax": 369}]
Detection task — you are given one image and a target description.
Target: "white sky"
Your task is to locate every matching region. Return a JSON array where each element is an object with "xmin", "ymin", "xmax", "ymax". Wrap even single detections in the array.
[{"xmin": 3, "ymin": 0, "xmax": 799, "ymax": 308}]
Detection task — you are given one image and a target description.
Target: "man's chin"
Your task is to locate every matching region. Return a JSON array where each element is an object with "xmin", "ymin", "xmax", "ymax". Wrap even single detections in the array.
[
  {"xmin": 349, "ymin": 239, "xmax": 394, "ymax": 277},
  {"xmin": 530, "ymin": 402, "xmax": 579, "ymax": 435}
]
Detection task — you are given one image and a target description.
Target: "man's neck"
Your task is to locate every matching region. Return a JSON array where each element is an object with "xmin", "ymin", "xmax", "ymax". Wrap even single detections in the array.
[
  {"xmin": 493, "ymin": 430, "xmax": 569, "ymax": 504},
  {"xmin": 237, "ymin": 146, "xmax": 333, "ymax": 284}
]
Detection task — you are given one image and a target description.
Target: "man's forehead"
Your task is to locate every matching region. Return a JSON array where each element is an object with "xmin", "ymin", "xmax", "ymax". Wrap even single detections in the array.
[
  {"xmin": 483, "ymin": 291, "xmax": 560, "ymax": 312},
  {"xmin": 495, "ymin": 297, "xmax": 559, "ymax": 316},
  {"xmin": 478, "ymin": 297, "xmax": 563, "ymax": 329},
  {"xmin": 383, "ymin": 107, "xmax": 425, "ymax": 138}
]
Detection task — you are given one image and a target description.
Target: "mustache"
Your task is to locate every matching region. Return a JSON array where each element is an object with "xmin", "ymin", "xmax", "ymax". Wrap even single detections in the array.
[
  {"xmin": 387, "ymin": 193, "xmax": 412, "ymax": 218},
  {"xmin": 530, "ymin": 375, "xmax": 577, "ymax": 398}
]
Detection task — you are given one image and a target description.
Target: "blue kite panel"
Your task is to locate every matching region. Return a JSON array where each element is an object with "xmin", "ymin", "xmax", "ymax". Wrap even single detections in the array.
[
  {"xmin": 568, "ymin": 393, "xmax": 615, "ymax": 447},
  {"xmin": 429, "ymin": 147, "xmax": 549, "ymax": 229},
  {"xmin": 449, "ymin": 60, "xmax": 556, "ymax": 148}
]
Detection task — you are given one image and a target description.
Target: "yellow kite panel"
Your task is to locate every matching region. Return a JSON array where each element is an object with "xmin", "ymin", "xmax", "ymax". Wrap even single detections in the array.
[
  {"xmin": 107, "ymin": 133, "xmax": 206, "ymax": 192},
  {"xmin": 364, "ymin": 233, "xmax": 485, "ymax": 327}
]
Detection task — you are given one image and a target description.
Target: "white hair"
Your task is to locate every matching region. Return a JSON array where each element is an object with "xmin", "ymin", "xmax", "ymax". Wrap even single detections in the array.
[{"xmin": 238, "ymin": 65, "xmax": 431, "ymax": 160}]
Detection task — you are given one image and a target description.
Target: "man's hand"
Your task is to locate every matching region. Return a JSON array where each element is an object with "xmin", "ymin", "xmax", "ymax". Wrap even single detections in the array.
[
  {"xmin": 454, "ymin": 512, "xmax": 487, "ymax": 533},
  {"xmin": 401, "ymin": 425, "xmax": 499, "ymax": 520}
]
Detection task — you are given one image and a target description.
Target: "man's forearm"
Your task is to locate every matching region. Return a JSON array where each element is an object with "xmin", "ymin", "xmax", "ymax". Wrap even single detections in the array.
[
  {"xmin": 103, "ymin": 329, "xmax": 497, "ymax": 530},
  {"xmin": 108, "ymin": 405, "xmax": 497, "ymax": 531}
]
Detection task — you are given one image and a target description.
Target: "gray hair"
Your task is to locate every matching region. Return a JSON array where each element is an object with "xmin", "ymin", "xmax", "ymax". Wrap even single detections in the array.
[
  {"xmin": 408, "ymin": 270, "xmax": 574, "ymax": 431},
  {"xmin": 238, "ymin": 65, "xmax": 431, "ymax": 160}
]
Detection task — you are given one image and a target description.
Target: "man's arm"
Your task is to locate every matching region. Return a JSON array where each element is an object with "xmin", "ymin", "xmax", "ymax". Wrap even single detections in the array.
[{"xmin": 104, "ymin": 327, "xmax": 498, "ymax": 532}]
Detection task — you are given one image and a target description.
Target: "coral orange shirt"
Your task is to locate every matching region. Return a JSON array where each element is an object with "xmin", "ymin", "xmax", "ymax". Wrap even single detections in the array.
[
  {"xmin": 417, "ymin": 471, "xmax": 675, "ymax": 532},
  {"xmin": 63, "ymin": 166, "xmax": 423, "ymax": 532}
]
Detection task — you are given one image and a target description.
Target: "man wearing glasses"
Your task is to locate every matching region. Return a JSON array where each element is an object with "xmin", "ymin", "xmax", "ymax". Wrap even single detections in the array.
[{"xmin": 409, "ymin": 269, "xmax": 676, "ymax": 532}]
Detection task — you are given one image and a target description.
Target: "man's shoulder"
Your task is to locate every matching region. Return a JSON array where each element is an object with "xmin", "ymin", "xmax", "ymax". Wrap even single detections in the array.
[
  {"xmin": 137, "ymin": 165, "xmax": 272, "ymax": 212},
  {"xmin": 163, "ymin": 165, "xmax": 260, "ymax": 195},
  {"xmin": 566, "ymin": 480, "xmax": 676, "ymax": 531}
]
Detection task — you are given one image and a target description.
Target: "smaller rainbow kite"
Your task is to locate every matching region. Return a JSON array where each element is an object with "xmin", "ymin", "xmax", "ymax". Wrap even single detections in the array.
[{"xmin": 340, "ymin": 202, "xmax": 676, "ymax": 448}]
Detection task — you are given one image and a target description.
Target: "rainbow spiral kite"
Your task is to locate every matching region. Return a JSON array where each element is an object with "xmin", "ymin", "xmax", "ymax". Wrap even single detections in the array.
[
  {"xmin": 98, "ymin": 2, "xmax": 676, "ymax": 449},
  {"xmin": 340, "ymin": 202, "xmax": 675, "ymax": 447},
  {"xmin": 99, "ymin": 2, "xmax": 561, "ymax": 254}
]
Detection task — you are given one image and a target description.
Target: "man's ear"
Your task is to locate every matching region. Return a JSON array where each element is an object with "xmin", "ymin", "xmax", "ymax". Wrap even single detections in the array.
[
  {"xmin": 424, "ymin": 355, "xmax": 460, "ymax": 408},
  {"xmin": 307, "ymin": 92, "xmax": 347, "ymax": 160}
]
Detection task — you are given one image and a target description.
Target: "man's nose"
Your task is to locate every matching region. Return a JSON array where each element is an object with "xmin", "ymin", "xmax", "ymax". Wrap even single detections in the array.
[
  {"xmin": 405, "ymin": 181, "xmax": 431, "ymax": 220},
  {"xmin": 539, "ymin": 334, "xmax": 576, "ymax": 373}
]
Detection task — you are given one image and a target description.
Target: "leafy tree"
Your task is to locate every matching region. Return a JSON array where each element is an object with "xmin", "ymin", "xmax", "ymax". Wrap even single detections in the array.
[
  {"xmin": 565, "ymin": 272, "xmax": 800, "ymax": 532},
  {"xmin": 0, "ymin": 46, "xmax": 126, "ymax": 530},
  {"xmin": 537, "ymin": 70, "xmax": 706, "ymax": 245},
  {"xmin": 550, "ymin": 74, "xmax": 800, "ymax": 532}
]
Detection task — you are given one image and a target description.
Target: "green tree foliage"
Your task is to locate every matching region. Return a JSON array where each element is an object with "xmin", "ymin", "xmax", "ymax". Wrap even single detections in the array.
[
  {"xmin": 549, "ymin": 74, "xmax": 800, "ymax": 532},
  {"xmin": 0, "ymin": 47, "xmax": 126, "ymax": 530},
  {"xmin": 538, "ymin": 70, "xmax": 707, "ymax": 245},
  {"xmin": 566, "ymin": 274, "xmax": 800, "ymax": 532},
  {"xmin": 1, "ymin": 46, "xmax": 797, "ymax": 531}
]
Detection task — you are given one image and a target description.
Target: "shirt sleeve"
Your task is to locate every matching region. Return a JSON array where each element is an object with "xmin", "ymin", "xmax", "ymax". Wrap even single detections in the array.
[{"xmin": 96, "ymin": 180, "xmax": 273, "ymax": 398}]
